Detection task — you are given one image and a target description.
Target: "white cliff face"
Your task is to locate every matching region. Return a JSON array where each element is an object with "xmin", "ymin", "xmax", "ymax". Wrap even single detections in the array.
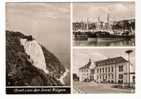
[
  {"xmin": 20, "ymin": 38, "xmax": 49, "ymax": 74},
  {"xmin": 58, "ymin": 68, "xmax": 69, "ymax": 85}
]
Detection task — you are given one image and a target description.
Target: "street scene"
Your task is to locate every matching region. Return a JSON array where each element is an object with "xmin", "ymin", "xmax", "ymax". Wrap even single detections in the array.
[
  {"xmin": 73, "ymin": 82, "xmax": 134, "ymax": 93},
  {"xmin": 73, "ymin": 48, "xmax": 135, "ymax": 93}
]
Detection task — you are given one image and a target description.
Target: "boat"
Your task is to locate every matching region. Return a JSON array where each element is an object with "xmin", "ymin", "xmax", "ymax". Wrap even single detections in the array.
[
  {"xmin": 87, "ymin": 31, "xmax": 134, "ymax": 42},
  {"xmin": 73, "ymin": 31, "xmax": 88, "ymax": 41},
  {"xmin": 73, "ymin": 15, "xmax": 135, "ymax": 43}
]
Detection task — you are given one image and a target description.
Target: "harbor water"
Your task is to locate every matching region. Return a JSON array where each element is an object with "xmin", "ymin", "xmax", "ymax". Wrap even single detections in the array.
[{"xmin": 73, "ymin": 39, "xmax": 135, "ymax": 46}]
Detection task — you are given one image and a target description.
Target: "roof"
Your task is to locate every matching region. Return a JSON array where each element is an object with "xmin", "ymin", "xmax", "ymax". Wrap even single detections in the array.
[
  {"xmin": 79, "ymin": 59, "xmax": 91, "ymax": 70},
  {"xmin": 95, "ymin": 56, "xmax": 128, "ymax": 67}
]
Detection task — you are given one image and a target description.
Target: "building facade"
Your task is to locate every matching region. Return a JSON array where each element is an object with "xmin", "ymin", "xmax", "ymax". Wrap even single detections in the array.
[
  {"xmin": 79, "ymin": 59, "xmax": 92, "ymax": 82},
  {"xmin": 94, "ymin": 57, "xmax": 130, "ymax": 84},
  {"xmin": 79, "ymin": 57, "xmax": 134, "ymax": 85}
]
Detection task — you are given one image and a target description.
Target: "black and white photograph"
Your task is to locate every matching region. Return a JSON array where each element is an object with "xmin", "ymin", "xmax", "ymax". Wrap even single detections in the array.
[
  {"xmin": 73, "ymin": 48, "xmax": 135, "ymax": 93},
  {"xmin": 1, "ymin": 0, "xmax": 141, "ymax": 98},
  {"xmin": 73, "ymin": 2, "xmax": 135, "ymax": 46},
  {"xmin": 6, "ymin": 2, "xmax": 70, "ymax": 94},
  {"xmin": 1, "ymin": 0, "xmax": 138, "ymax": 96}
]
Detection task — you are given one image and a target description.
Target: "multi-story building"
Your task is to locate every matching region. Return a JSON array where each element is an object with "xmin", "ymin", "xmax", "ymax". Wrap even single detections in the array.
[
  {"xmin": 79, "ymin": 56, "xmax": 135, "ymax": 86},
  {"xmin": 94, "ymin": 56, "xmax": 130, "ymax": 84},
  {"xmin": 79, "ymin": 59, "xmax": 92, "ymax": 82}
]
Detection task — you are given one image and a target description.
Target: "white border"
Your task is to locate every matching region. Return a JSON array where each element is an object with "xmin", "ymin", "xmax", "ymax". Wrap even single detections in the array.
[
  {"xmin": 1, "ymin": 0, "xmax": 141, "ymax": 99},
  {"xmin": 70, "ymin": 2, "xmax": 73, "ymax": 94},
  {"xmin": 0, "ymin": 0, "xmax": 6, "ymax": 96},
  {"xmin": 5, "ymin": 0, "xmax": 135, "ymax": 2}
]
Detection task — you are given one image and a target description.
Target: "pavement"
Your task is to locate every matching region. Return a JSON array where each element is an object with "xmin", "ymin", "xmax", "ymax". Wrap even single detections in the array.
[{"xmin": 73, "ymin": 81, "xmax": 135, "ymax": 94}]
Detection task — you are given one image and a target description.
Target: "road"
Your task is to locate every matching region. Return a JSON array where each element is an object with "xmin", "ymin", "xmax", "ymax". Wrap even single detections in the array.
[{"xmin": 73, "ymin": 81, "xmax": 135, "ymax": 94}]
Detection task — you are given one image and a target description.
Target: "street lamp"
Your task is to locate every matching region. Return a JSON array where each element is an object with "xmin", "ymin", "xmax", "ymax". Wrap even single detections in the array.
[{"xmin": 125, "ymin": 50, "xmax": 133, "ymax": 87}]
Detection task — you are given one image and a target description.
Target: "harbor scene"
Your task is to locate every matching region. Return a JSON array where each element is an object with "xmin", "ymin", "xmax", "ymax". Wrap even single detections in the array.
[{"xmin": 73, "ymin": 2, "xmax": 135, "ymax": 46}]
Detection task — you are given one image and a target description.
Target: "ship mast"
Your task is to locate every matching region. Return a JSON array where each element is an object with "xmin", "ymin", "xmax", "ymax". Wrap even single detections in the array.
[
  {"xmin": 97, "ymin": 16, "xmax": 100, "ymax": 31},
  {"xmin": 107, "ymin": 13, "xmax": 110, "ymax": 31},
  {"xmin": 87, "ymin": 17, "xmax": 89, "ymax": 32},
  {"xmin": 107, "ymin": 13, "xmax": 110, "ymax": 23}
]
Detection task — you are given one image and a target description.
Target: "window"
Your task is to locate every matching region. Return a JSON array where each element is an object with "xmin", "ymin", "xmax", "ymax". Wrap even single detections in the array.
[
  {"xmin": 105, "ymin": 75, "xmax": 107, "ymax": 79},
  {"xmin": 118, "ymin": 80, "xmax": 123, "ymax": 84},
  {"xmin": 111, "ymin": 67, "xmax": 113, "ymax": 72},
  {"xmin": 108, "ymin": 74, "xmax": 110, "ymax": 79},
  {"xmin": 119, "ymin": 74, "xmax": 123, "ymax": 79},
  {"xmin": 103, "ymin": 68, "xmax": 104, "ymax": 73},
  {"xmin": 97, "ymin": 76, "xmax": 99, "ymax": 80},
  {"xmin": 133, "ymin": 76, "xmax": 135, "ymax": 83},
  {"xmin": 108, "ymin": 67, "xmax": 110, "ymax": 72},
  {"xmin": 111, "ymin": 74, "xmax": 113, "ymax": 79},
  {"xmin": 100, "ymin": 68, "xmax": 101, "ymax": 73},
  {"xmin": 119, "ymin": 65, "xmax": 123, "ymax": 72},
  {"xmin": 105, "ymin": 68, "xmax": 107, "ymax": 73},
  {"xmin": 97, "ymin": 68, "xmax": 99, "ymax": 73}
]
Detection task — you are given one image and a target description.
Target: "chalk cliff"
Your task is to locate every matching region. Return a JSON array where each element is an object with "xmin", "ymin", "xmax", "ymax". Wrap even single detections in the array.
[{"xmin": 6, "ymin": 31, "xmax": 68, "ymax": 86}]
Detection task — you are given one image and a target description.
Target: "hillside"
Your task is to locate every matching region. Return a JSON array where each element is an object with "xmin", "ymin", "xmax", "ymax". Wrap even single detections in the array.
[{"xmin": 6, "ymin": 31, "xmax": 66, "ymax": 86}]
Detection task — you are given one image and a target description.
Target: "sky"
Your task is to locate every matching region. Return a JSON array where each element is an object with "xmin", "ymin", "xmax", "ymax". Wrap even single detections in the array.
[
  {"xmin": 6, "ymin": 3, "xmax": 70, "ymax": 68},
  {"xmin": 73, "ymin": 2, "xmax": 135, "ymax": 22},
  {"xmin": 73, "ymin": 48, "xmax": 135, "ymax": 74}
]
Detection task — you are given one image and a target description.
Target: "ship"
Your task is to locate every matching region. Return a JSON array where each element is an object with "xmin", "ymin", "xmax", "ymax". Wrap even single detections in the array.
[
  {"xmin": 73, "ymin": 14, "xmax": 135, "ymax": 42},
  {"xmin": 87, "ymin": 30, "xmax": 134, "ymax": 42},
  {"xmin": 73, "ymin": 31, "xmax": 88, "ymax": 41}
]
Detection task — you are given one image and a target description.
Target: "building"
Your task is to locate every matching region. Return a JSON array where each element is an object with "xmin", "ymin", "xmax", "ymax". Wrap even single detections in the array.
[
  {"xmin": 79, "ymin": 56, "xmax": 135, "ymax": 86},
  {"xmin": 112, "ymin": 19, "xmax": 135, "ymax": 35},
  {"xmin": 79, "ymin": 59, "xmax": 92, "ymax": 82},
  {"xmin": 94, "ymin": 56, "xmax": 130, "ymax": 84}
]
